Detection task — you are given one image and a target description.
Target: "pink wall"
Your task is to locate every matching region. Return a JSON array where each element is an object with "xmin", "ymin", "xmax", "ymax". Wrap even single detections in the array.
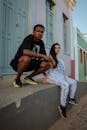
[
  {"xmin": 60, "ymin": 53, "xmax": 71, "ymax": 76},
  {"xmin": 71, "ymin": 60, "xmax": 75, "ymax": 79}
]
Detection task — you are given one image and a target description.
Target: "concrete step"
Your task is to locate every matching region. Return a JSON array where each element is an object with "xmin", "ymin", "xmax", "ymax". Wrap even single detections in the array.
[{"xmin": 0, "ymin": 76, "xmax": 87, "ymax": 130}]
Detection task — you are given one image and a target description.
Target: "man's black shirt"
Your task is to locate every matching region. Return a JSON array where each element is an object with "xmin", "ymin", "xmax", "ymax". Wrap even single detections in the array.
[
  {"xmin": 10, "ymin": 34, "xmax": 46, "ymax": 71},
  {"xmin": 13, "ymin": 34, "xmax": 46, "ymax": 61}
]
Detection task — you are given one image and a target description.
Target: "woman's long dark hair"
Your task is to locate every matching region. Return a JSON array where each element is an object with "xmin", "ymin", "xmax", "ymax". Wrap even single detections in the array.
[{"xmin": 50, "ymin": 43, "xmax": 60, "ymax": 68}]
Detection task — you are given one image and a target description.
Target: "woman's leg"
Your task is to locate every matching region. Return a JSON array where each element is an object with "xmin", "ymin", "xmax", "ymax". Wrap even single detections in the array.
[
  {"xmin": 58, "ymin": 81, "xmax": 69, "ymax": 118},
  {"xmin": 60, "ymin": 81, "xmax": 69, "ymax": 106},
  {"xmin": 66, "ymin": 77, "xmax": 77, "ymax": 99}
]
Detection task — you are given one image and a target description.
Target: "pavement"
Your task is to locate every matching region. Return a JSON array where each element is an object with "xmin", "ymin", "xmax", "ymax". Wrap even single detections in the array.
[
  {"xmin": 0, "ymin": 75, "xmax": 87, "ymax": 108},
  {"xmin": 0, "ymin": 75, "xmax": 59, "ymax": 130},
  {"xmin": 49, "ymin": 94, "xmax": 87, "ymax": 130},
  {"xmin": 80, "ymin": 77, "xmax": 87, "ymax": 82},
  {"xmin": 0, "ymin": 75, "xmax": 55, "ymax": 109},
  {"xmin": 0, "ymin": 75, "xmax": 87, "ymax": 130}
]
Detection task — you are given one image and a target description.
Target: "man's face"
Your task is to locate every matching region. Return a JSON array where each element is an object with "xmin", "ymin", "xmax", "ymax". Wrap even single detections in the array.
[{"xmin": 33, "ymin": 26, "xmax": 44, "ymax": 42}]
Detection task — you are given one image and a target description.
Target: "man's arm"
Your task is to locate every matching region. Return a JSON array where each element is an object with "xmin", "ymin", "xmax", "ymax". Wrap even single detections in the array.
[{"xmin": 23, "ymin": 49, "xmax": 51, "ymax": 61}]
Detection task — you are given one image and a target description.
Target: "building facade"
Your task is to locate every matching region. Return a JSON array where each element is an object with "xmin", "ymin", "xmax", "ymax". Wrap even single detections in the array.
[
  {"xmin": 72, "ymin": 28, "xmax": 87, "ymax": 81},
  {"xmin": 0, "ymin": 0, "xmax": 76, "ymax": 76}
]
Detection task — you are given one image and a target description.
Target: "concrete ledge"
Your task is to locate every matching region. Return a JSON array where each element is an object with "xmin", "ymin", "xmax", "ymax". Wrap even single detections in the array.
[
  {"xmin": 0, "ymin": 83, "xmax": 55, "ymax": 109},
  {"xmin": 0, "ymin": 86, "xmax": 59, "ymax": 130},
  {"xmin": 0, "ymin": 76, "xmax": 87, "ymax": 130}
]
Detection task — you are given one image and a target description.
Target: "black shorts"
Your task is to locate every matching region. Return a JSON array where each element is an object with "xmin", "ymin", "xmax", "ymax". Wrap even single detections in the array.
[{"xmin": 10, "ymin": 58, "xmax": 43, "ymax": 72}]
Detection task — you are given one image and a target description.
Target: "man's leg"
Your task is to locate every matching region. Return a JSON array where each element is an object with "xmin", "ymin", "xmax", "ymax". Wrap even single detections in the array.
[
  {"xmin": 26, "ymin": 61, "xmax": 51, "ymax": 79},
  {"xmin": 16, "ymin": 56, "xmax": 30, "ymax": 80},
  {"xmin": 13, "ymin": 56, "xmax": 31, "ymax": 87}
]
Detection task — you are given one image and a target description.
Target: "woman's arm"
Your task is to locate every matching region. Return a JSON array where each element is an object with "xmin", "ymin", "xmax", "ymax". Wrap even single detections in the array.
[{"xmin": 49, "ymin": 55, "xmax": 56, "ymax": 68}]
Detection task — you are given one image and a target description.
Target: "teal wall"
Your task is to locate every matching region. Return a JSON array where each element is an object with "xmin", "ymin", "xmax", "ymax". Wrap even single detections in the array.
[
  {"xmin": 77, "ymin": 34, "xmax": 87, "ymax": 50},
  {"xmin": 0, "ymin": 0, "xmax": 28, "ymax": 75},
  {"xmin": 77, "ymin": 32, "xmax": 87, "ymax": 80}
]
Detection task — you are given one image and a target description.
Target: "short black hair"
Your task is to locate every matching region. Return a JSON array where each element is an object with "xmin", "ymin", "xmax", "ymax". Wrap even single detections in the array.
[{"xmin": 33, "ymin": 24, "xmax": 45, "ymax": 31}]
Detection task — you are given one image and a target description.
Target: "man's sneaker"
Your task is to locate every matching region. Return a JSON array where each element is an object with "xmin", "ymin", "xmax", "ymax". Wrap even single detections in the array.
[
  {"xmin": 13, "ymin": 79, "xmax": 22, "ymax": 88},
  {"xmin": 58, "ymin": 105, "xmax": 67, "ymax": 119},
  {"xmin": 24, "ymin": 76, "xmax": 37, "ymax": 85},
  {"xmin": 68, "ymin": 98, "xmax": 78, "ymax": 105}
]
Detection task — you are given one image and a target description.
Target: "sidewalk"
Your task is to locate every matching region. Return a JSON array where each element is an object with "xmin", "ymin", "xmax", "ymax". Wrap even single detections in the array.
[
  {"xmin": 0, "ymin": 75, "xmax": 87, "ymax": 110},
  {"xmin": 0, "ymin": 75, "xmax": 59, "ymax": 130},
  {"xmin": 0, "ymin": 75, "xmax": 87, "ymax": 130},
  {"xmin": 80, "ymin": 77, "xmax": 87, "ymax": 82},
  {"xmin": 0, "ymin": 75, "xmax": 55, "ymax": 109},
  {"xmin": 49, "ymin": 94, "xmax": 87, "ymax": 130}
]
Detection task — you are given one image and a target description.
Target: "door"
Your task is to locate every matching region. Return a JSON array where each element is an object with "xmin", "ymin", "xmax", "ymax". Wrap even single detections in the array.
[{"xmin": 0, "ymin": 0, "xmax": 28, "ymax": 75}]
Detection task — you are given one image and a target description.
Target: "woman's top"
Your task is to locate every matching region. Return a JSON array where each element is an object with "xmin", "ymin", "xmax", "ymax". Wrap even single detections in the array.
[{"xmin": 47, "ymin": 57, "xmax": 66, "ymax": 84}]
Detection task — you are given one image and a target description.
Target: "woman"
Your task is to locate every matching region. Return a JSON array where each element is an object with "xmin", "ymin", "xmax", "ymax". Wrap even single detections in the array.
[{"xmin": 44, "ymin": 43, "xmax": 77, "ymax": 119}]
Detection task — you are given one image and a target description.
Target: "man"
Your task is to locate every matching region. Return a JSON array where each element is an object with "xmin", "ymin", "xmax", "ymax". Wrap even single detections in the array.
[{"xmin": 10, "ymin": 24, "xmax": 52, "ymax": 87}]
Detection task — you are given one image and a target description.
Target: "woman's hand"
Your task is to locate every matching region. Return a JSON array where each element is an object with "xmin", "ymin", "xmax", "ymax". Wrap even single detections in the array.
[{"xmin": 49, "ymin": 55, "xmax": 56, "ymax": 68}]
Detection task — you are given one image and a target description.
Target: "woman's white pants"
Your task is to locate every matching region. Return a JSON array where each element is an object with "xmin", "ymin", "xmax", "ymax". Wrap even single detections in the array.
[{"xmin": 60, "ymin": 77, "xmax": 77, "ymax": 106}]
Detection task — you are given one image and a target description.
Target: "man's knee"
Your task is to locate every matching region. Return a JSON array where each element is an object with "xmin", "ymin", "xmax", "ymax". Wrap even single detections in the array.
[
  {"xmin": 40, "ymin": 61, "xmax": 51, "ymax": 69},
  {"xmin": 19, "ymin": 56, "xmax": 30, "ymax": 64}
]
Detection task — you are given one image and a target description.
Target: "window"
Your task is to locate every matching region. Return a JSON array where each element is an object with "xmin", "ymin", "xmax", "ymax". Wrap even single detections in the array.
[
  {"xmin": 63, "ymin": 13, "xmax": 68, "ymax": 53},
  {"xmin": 46, "ymin": 0, "xmax": 55, "ymax": 47},
  {"xmin": 83, "ymin": 51, "xmax": 86, "ymax": 76},
  {"xmin": 80, "ymin": 49, "xmax": 83, "ymax": 63}
]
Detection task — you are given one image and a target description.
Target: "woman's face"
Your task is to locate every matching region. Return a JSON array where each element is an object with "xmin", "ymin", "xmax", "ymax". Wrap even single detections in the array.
[{"xmin": 55, "ymin": 45, "xmax": 61, "ymax": 55}]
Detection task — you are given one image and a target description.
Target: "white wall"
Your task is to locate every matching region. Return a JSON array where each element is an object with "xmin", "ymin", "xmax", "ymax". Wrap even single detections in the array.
[
  {"xmin": 73, "ymin": 28, "xmax": 79, "ymax": 80},
  {"xmin": 53, "ymin": 0, "xmax": 71, "ymax": 75},
  {"xmin": 53, "ymin": 0, "xmax": 70, "ymax": 52}
]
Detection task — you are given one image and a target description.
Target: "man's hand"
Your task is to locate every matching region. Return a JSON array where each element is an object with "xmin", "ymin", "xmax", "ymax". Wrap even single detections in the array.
[{"xmin": 42, "ymin": 55, "xmax": 51, "ymax": 62}]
